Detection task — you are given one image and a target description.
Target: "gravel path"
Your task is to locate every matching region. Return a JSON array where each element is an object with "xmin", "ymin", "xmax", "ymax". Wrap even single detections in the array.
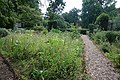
[
  {"xmin": 81, "ymin": 35, "xmax": 120, "ymax": 80},
  {"xmin": 0, "ymin": 54, "xmax": 16, "ymax": 80}
]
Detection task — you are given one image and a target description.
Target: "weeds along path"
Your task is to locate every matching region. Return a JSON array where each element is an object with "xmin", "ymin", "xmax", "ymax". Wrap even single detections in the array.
[
  {"xmin": 0, "ymin": 53, "xmax": 16, "ymax": 80},
  {"xmin": 81, "ymin": 35, "xmax": 120, "ymax": 80}
]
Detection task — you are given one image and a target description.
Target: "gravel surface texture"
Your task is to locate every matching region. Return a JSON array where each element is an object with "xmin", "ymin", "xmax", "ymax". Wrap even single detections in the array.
[
  {"xmin": 0, "ymin": 54, "xmax": 16, "ymax": 80},
  {"xmin": 81, "ymin": 35, "xmax": 120, "ymax": 80}
]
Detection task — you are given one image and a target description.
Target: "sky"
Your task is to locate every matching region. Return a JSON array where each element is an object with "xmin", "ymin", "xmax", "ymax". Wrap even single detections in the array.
[{"xmin": 41, "ymin": 0, "xmax": 120, "ymax": 13}]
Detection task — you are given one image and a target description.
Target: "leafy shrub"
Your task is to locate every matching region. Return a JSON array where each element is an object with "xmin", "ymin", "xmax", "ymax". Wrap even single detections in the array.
[
  {"xmin": 47, "ymin": 14, "xmax": 67, "ymax": 31},
  {"xmin": 41, "ymin": 29, "xmax": 48, "ymax": 35},
  {"xmin": 71, "ymin": 29, "xmax": 80, "ymax": 39},
  {"xmin": 101, "ymin": 42, "xmax": 111, "ymax": 53},
  {"xmin": 51, "ymin": 29, "xmax": 62, "ymax": 33},
  {"xmin": 13, "ymin": 28, "xmax": 26, "ymax": 33},
  {"xmin": 106, "ymin": 53, "xmax": 120, "ymax": 71},
  {"xmin": 92, "ymin": 32, "xmax": 106, "ymax": 44},
  {"xmin": 33, "ymin": 26, "xmax": 45, "ymax": 32},
  {"xmin": 0, "ymin": 28, "xmax": 9, "ymax": 38},
  {"xmin": 106, "ymin": 31, "xmax": 117, "ymax": 44}
]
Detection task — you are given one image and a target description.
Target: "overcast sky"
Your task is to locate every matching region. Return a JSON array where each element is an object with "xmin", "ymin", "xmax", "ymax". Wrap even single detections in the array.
[{"xmin": 41, "ymin": 0, "xmax": 120, "ymax": 13}]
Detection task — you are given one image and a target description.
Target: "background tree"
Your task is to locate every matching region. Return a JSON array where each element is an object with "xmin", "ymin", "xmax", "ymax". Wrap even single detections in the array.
[
  {"xmin": 46, "ymin": 0, "xmax": 65, "ymax": 31},
  {"xmin": 0, "ymin": 0, "xmax": 43, "ymax": 29},
  {"xmin": 98, "ymin": 0, "xmax": 116, "ymax": 17},
  {"xmin": 81, "ymin": 0, "xmax": 102, "ymax": 28},
  {"xmin": 19, "ymin": 6, "xmax": 43, "ymax": 29},
  {"xmin": 95, "ymin": 13, "xmax": 110, "ymax": 31},
  {"xmin": 62, "ymin": 8, "xmax": 81, "ymax": 26},
  {"xmin": 81, "ymin": 0, "xmax": 116, "ymax": 28}
]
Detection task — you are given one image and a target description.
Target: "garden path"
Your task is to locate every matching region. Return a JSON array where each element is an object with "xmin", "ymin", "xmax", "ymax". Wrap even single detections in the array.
[
  {"xmin": 0, "ymin": 54, "xmax": 16, "ymax": 80},
  {"xmin": 81, "ymin": 35, "xmax": 120, "ymax": 80}
]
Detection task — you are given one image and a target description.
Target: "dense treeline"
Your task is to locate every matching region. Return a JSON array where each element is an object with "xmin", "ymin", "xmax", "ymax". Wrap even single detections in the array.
[
  {"xmin": 0, "ymin": 0, "xmax": 42, "ymax": 29},
  {"xmin": 81, "ymin": 0, "xmax": 120, "ymax": 31},
  {"xmin": 0, "ymin": 0, "xmax": 120, "ymax": 31}
]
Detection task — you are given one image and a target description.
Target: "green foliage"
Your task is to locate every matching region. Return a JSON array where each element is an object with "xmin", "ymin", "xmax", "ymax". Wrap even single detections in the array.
[
  {"xmin": 19, "ymin": 6, "xmax": 43, "ymax": 29},
  {"xmin": 0, "ymin": 0, "xmax": 42, "ymax": 29},
  {"xmin": 91, "ymin": 31, "xmax": 120, "ymax": 44},
  {"xmin": 0, "ymin": 28, "xmax": 10, "ymax": 38},
  {"xmin": 62, "ymin": 8, "xmax": 81, "ymax": 26},
  {"xmin": 81, "ymin": 0, "xmax": 102, "ymax": 28},
  {"xmin": 91, "ymin": 31, "xmax": 120, "ymax": 73},
  {"xmin": 105, "ymin": 31, "xmax": 117, "ymax": 43},
  {"xmin": 0, "ymin": 12, "xmax": 9, "ymax": 27},
  {"xmin": 95, "ymin": 13, "xmax": 110, "ymax": 31},
  {"xmin": 106, "ymin": 53, "xmax": 120, "ymax": 72},
  {"xmin": 81, "ymin": 0, "xmax": 116, "ymax": 28},
  {"xmin": 0, "ymin": 31, "xmax": 85, "ymax": 80},
  {"xmin": 88, "ymin": 24, "xmax": 95, "ymax": 33},
  {"xmin": 113, "ymin": 14, "xmax": 120, "ymax": 30},
  {"xmin": 66, "ymin": 24, "xmax": 81, "ymax": 39},
  {"xmin": 47, "ymin": 0, "xmax": 65, "ymax": 14},
  {"xmin": 47, "ymin": 14, "xmax": 68, "ymax": 31},
  {"xmin": 41, "ymin": 29, "xmax": 48, "ymax": 35},
  {"xmin": 13, "ymin": 28, "xmax": 26, "ymax": 34},
  {"xmin": 17, "ymin": 0, "xmax": 40, "ymax": 10},
  {"xmin": 98, "ymin": 0, "xmax": 116, "ymax": 17},
  {"xmin": 0, "ymin": 0, "xmax": 20, "ymax": 29},
  {"xmin": 33, "ymin": 26, "xmax": 45, "ymax": 32},
  {"xmin": 51, "ymin": 29, "xmax": 62, "ymax": 33},
  {"xmin": 101, "ymin": 42, "xmax": 111, "ymax": 53},
  {"xmin": 46, "ymin": 0, "xmax": 66, "ymax": 31},
  {"xmin": 91, "ymin": 32, "xmax": 106, "ymax": 43}
]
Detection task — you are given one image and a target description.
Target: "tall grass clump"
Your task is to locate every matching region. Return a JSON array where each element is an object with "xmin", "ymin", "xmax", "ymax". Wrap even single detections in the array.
[{"xmin": 0, "ymin": 31, "xmax": 85, "ymax": 80}]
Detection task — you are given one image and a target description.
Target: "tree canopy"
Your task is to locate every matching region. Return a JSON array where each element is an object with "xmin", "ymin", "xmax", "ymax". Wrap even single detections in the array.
[
  {"xmin": 0, "ymin": 0, "xmax": 42, "ymax": 29},
  {"xmin": 62, "ymin": 8, "xmax": 81, "ymax": 26},
  {"xmin": 81, "ymin": 0, "xmax": 116, "ymax": 28},
  {"xmin": 95, "ymin": 13, "xmax": 110, "ymax": 31},
  {"xmin": 46, "ymin": 0, "xmax": 66, "ymax": 31}
]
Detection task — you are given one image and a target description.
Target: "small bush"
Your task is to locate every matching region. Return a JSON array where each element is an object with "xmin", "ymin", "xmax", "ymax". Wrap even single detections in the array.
[
  {"xmin": 106, "ymin": 31, "xmax": 117, "ymax": 44},
  {"xmin": 71, "ymin": 29, "xmax": 80, "ymax": 39},
  {"xmin": 0, "ymin": 28, "xmax": 9, "ymax": 38},
  {"xmin": 14, "ymin": 28, "xmax": 26, "ymax": 33},
  {"xmin": 41, "ymin": 29, "xmax": 48, "ymax": 35},
  {"xmin": 33, "ymin": 26, "xmax": 45, "ymax": 31},
  {"xmin": 51, "ymin": 29, "xmax": 62, "ymax": 33},
  {"xmin": 101, "ymin": 42, "xmax": 111, "ymax": 53}
]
